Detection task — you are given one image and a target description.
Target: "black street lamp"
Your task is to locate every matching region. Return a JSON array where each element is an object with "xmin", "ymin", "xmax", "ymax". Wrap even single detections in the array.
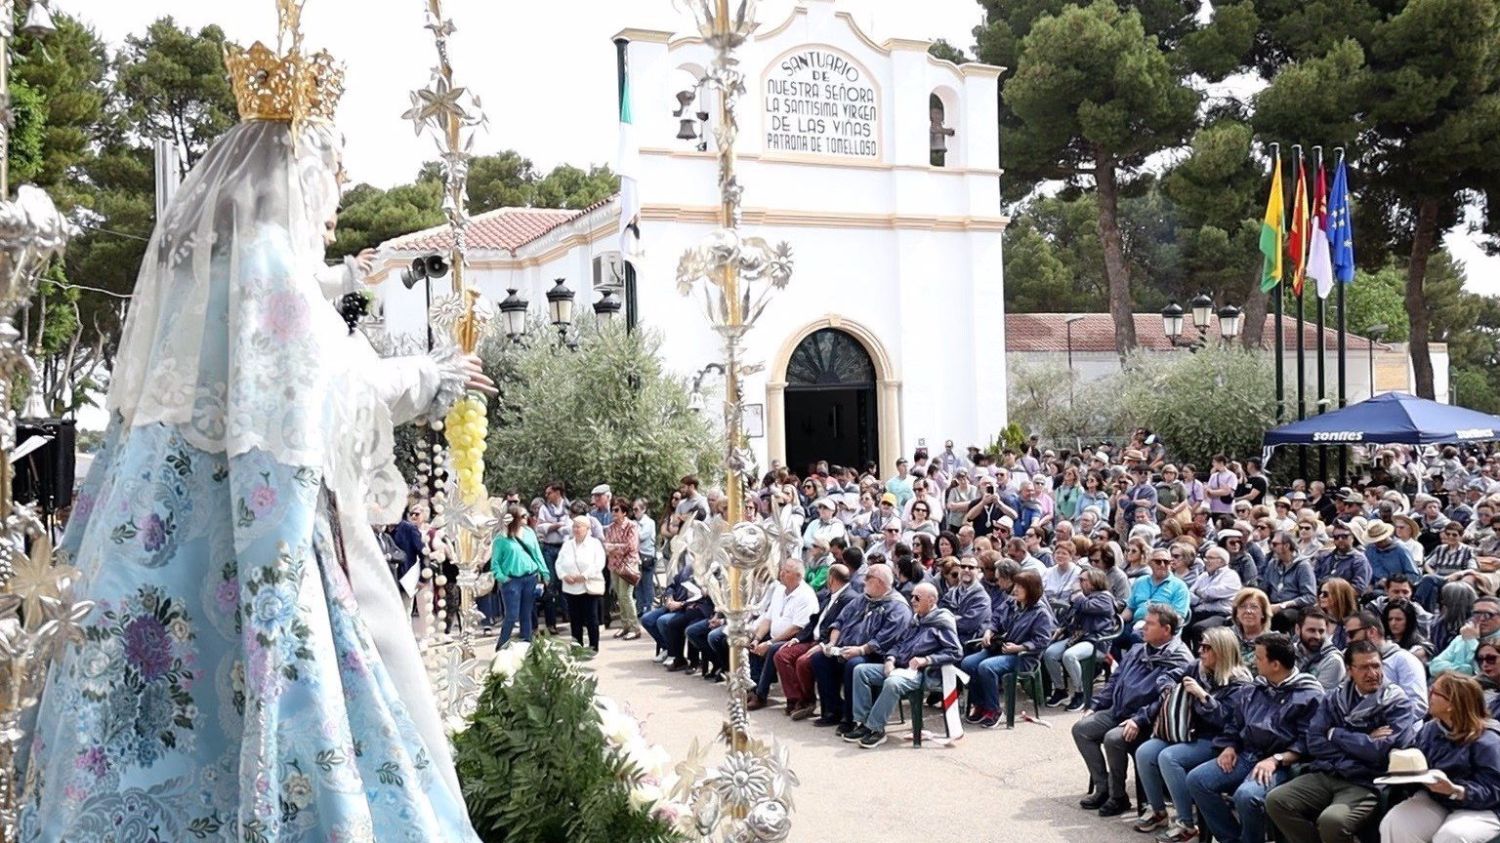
[
  {"xmin": 593, "ymin": 288, "xmax": 622, "ymax": 325},
  {"xmin": 1160, "ymin": 303, "xmax": 1185, "ymax": 343},
  {"xmin": 546, "ymin": 278, "xmax": 575, "ymax": 344},
  {"xmin": 1217, "ymin": 305, "xmax": 1244, "ymax": 342},
  {"xmin": 498, "ymin": 288, "xmax": 529, "ymax": 342},
  {"xmin": 1190, "ymin": 292, "xmax": 1215, "ymax": 334}
]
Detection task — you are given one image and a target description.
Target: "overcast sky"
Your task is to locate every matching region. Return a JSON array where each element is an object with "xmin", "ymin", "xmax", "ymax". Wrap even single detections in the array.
[{"xmin": 63, "ymin": 0, "xmax": 1499, "ymax": 294}]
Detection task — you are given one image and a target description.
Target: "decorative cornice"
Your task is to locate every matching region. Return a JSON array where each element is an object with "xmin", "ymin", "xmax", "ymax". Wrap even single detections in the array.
[
  {"xmin": 612, "ymin": 28, "xmax": 673, "ymax": 44},
  {"xmin": 882, "ymin": 37, "xmax": 932, "ymax": 52},
  {"xmin": 642, "ymin": 204, "xmax": 1009, "ymax": 232},
  {"xmin": 640, "ymin": 146, "xmax": 1003, "ymax": 176},
  {"xmin": 959, "ymin": 63, "xmax": 1005, "ymax": 79},
  {"xmin": 751, "ymin": 5, "xmax": 802, "ymax": 42}
]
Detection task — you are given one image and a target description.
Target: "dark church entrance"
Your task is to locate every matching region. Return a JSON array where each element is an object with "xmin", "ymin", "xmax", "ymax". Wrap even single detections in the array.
[{"xmin": 784, "ymin": 328, "xmax": 878, "ymax": 477}]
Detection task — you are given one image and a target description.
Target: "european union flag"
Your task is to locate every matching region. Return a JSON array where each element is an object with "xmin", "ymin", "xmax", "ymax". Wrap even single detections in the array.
[{"xmin": 1328, "ymin": 158, "xmax": 1356, "ymax": 284}]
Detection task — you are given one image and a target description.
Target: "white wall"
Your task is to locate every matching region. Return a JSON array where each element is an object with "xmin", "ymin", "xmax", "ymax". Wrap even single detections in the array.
[{"xmin": 1015, "ymin": 345, "xmax": 1453, "ymax": 408}]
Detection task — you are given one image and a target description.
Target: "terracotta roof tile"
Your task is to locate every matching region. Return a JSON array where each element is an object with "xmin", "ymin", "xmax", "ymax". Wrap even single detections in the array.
[
  {"xmin": 1004, "ymin": 313, "xmax": 1374, "ymax": 354},
  {"xmin": 382, "ymin": 206, "xmax": 584, "ymax": 253}
]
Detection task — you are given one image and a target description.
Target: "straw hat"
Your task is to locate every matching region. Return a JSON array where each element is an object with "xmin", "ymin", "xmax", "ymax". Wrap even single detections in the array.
[
  {"xmin": 1363, "ymin": 520, "xmax": 1395, "ymax": 544},
  {"xmin": 1374, "ymin": 748, "xmax": 1444, "ymax": 786},
  {"xmin": 1392, "ymin": 513, "xmax": 1421, "ymax": 537}
]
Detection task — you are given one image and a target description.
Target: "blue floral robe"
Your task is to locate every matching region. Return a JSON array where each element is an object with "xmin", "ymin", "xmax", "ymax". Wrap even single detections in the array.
[{"xmin": 18, "ymin": 419, "xmax": 480, "ymax": 841}]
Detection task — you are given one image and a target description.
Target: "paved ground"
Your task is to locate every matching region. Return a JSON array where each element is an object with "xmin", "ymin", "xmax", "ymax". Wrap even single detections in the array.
[{"xmin": 586, "ymin": 637, "xmax": 1146, "ymax": 843}]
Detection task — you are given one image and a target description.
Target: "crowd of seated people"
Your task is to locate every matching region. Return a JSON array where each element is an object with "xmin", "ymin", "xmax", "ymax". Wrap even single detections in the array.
[{"xmin": 624, "ymin": 434, "xmax": 1500, "ymax": 840}]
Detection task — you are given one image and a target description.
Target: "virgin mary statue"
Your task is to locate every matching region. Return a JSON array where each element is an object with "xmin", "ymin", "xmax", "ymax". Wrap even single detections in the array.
[{"xmin": 17, "ymin": 20, "xmax": 483, "ymax": 843}]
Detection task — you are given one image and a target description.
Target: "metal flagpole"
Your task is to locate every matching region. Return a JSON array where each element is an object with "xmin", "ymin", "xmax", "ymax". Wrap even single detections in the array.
[
  {"xmin": 1294, "ymin": 144, "xmax": 1307, "ymax": 479},
  {"xmin": 1272, "ymin": 143, "xmax": 1285, "ymax": 426},
  {"xmin": 1314, "ymin": 146, "xmax": 1328, "ymax": 482},
  {"xmin": 614, "ymin": 37, "xmax": 638, "ymax": 336},
  {"xmin": 1335, "ymin": 150, "xmax": 1348, "ymax": 483}
]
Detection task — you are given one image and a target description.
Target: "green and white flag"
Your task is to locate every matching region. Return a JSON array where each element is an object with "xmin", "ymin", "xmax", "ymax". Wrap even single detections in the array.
[{"xmin": 616, "ymin": 55, "xmax": 642, "ymax": 269}]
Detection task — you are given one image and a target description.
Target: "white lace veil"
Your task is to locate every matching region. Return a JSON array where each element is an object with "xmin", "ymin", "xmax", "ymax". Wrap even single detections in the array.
[{"xmin": 106, "ymin": 120, "xmax": 407, "ymax": 523}]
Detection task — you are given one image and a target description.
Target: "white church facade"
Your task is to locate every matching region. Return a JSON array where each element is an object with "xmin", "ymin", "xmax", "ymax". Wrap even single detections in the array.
[{"xmin": 368, "ymin": 0, "xmax": 1008, "ymax": 477}]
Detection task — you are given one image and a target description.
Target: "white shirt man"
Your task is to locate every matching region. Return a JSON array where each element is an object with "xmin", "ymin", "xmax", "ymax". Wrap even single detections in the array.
[{"xmin": 759, "ymin": 568, "xmax": 819, "ymax": 640}]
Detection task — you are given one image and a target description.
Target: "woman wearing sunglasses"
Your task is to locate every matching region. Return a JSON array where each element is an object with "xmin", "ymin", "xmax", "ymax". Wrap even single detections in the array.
[
  {"xmin": 1475, "ymin": 640, "xmax": 1500, "ymax": 719},
  {"xmin": 1378, "ymin": 674, "xmax": 1500, "ymax": 843}
]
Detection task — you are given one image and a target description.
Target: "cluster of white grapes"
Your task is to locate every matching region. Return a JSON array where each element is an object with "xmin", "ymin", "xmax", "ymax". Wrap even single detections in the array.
[{"xmin": 444, "ymin": 394, "xmax": 489, "ymax": 503}]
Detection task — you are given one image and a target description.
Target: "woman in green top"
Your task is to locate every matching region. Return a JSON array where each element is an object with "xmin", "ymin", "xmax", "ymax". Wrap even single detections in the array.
[
  {"xmin": 1054, "ymin": 465, "xmax": 1083, "ymax": 522},
  {"xmin": 492, "ymin": 504, "xmax": 548, "ymax": 647}
]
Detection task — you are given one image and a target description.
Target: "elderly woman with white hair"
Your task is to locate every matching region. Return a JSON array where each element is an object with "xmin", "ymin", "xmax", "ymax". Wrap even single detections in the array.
[{"xmin": 556, "ymin": 514, "xmax": 607, "ymax": 652}]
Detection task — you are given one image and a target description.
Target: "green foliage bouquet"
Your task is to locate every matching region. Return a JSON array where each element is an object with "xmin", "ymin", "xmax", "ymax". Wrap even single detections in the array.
[{"xmin": 453, "ymin": 638, "xmax": 685, "ymax": 843}]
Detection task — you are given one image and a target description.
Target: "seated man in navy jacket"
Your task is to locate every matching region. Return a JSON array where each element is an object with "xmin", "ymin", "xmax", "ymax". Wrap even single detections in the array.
[
  {"xmin": 1186, "ymin": 632, "xmax": 1326, "ymax": 843},
  {"xmin": 808, "ymin": 563, "xmax": 912, "ymax": 732},
  {"xmin": 1074, "ymin": 603, "xmax": 1193, "ymax": 817},
  {"xmin": 844, "ymin": 582, "xmax": 963, "ymax": 749},
  {"xmin": 1265, "ymin": 639, "xmax": 1419, "ymax": 843}
]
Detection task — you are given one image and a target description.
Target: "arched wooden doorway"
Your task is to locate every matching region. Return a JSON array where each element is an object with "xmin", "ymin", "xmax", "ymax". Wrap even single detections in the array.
[{"xmin": 783, "ymin": 328, "xmax": 879, "ymax": 476}]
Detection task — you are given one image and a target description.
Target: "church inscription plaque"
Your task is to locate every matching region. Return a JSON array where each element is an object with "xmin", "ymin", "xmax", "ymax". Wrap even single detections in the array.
[{"xmin": 763, "ymin": 46, "xmax": 880, "ymax": 161}]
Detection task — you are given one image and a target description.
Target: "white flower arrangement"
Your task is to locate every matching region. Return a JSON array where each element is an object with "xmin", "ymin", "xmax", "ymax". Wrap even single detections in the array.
[{"xmin": 594, "ymin": 696, "xmax": 690, "ymax": 832}]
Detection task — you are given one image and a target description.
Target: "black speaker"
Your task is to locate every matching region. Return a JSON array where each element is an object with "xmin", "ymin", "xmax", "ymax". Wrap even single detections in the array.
[{"xmin": 14, "ymin": 418, "xmax": 75, "ymax": 514}]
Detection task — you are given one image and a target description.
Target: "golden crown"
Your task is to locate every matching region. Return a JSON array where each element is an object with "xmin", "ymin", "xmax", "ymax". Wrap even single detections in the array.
[{"xmin": 223, "ymin": 0, "xmax": 344, "ymax": 126}]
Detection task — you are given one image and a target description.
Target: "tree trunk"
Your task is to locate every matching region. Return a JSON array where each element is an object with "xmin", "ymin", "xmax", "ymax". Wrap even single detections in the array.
[
  {"xmin": 1241, "ymin": 269, "xmax": 1268, "ymax": 350},
  {"xmin": 1406, "ymin": 198, "xmax": 1440, "ymax": 399},
  {"xmin": 1093, "ymin": 151, "xmax": 1137, "ymax": 362}
]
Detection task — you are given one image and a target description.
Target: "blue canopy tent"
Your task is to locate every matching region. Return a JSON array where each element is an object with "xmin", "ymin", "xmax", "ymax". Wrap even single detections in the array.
[{"xmin": 1263, "ymin": 392, "xmax": 1500, "ymax": 448}]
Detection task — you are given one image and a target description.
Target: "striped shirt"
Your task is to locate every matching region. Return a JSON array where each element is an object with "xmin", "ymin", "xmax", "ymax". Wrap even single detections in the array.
[{"xmin": 1427, "ymin": 543, "xmax": 1477, "ymax": 575}]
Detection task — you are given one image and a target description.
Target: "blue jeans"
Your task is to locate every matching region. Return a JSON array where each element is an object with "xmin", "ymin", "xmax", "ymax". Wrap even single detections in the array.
[
  {"xmin": 496, "ymin": 573, "xmax": 538, "ymax": 647},
  {"xmin": 660, "ymin": 611, "xmax": 697, "ymax": 660},
  {"xmin": 687, "ymin": 620, "xmax": 728, "ymax": 672},
  {"xmin": 852, "ymin": 662, "xmax": 926, "ymax": 731},
  {"xmin": 1044, "ymin": 640, "xmax": 1095, "ymax": 693},
  {"xmin": 643, "ymin": 609, "xmax": 695, "ymax": 659},
  {"xmin": 634, "ymin": 557, "xmax": 656, "ymax": 616},
  {"xmin": 640, "ymin": 607, "xmax": 671, "ymax": 653},
  {"xmin": 750, "ymin": 641, "xmax": 785, "ymax": 700},
  {"xmin": 1137, "ymin": 737, "xmax": 1215, "ymax": 823},
  {"xmin": 962, "ymin": 652, "xmax": 1019, "ymax": 713},
  {"xmin": 539, "ymin": 543, "xmax": 563, "ymax": 628},
  {"xmin": 1186, "ymin": 752, "xmax": 1289, "ymax": 843},
  {"xmin": 477, "ymin": 588, "xmax": 502, "ymax": 626},
  {"xmin": 1415, "ymin": 573, "xmax": 1446, "ymax": 612}
]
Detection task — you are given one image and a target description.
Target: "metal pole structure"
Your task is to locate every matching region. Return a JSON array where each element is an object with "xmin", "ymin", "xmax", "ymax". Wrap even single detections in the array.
[
  {"xmin": 1, "ymin": 7, "xmax": 9, "ymax": 201},
  {"xmin": 1293, "ymin": 145, "xmax": 1307, "ymax": 479},
  {"xmin": 712, "ymin": 0, "xmax": 749, "ymax": 761},
  {"xmin": 406, "ymin": 0, "xmax": 493, "ymax": 680},
  {"xmin": 1314, "ymin": 147, "xmax": 1328, "ymax": 482},
  {"xmin": 1336, "ymin": 144, "xmax": 1348, "ymax": 483},
  {"xmin": 614, "ymin": 37, "xmax": 638, "ymax": 336},
  {"xmin": 1271, "ymin": 144, "xmax": 1285, "ymax": 425},
  {"xmin": 668, "ymin": 1, "xmax": 800, "ymax": 833},
  {"xmin": 0, "ymin": 7, "xmax": 79, "ymax": 840}
]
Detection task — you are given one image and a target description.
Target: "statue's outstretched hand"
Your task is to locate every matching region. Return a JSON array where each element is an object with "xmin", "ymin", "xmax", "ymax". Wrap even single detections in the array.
[{"xmin": 459, "ymin": 354, "xmax": 497, "ymax": 396}]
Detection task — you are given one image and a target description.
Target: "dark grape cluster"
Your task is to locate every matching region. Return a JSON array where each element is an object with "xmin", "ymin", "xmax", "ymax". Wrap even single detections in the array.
[{"xmin": 338, "ymin": 292, "xmax": 370, "ymax": 334}]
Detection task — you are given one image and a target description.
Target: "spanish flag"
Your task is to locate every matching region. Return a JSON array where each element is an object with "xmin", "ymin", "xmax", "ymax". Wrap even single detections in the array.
[
  {"xmin": 1260, "ymin": 155, "xmax": 1285, "ymax": 293},
  {"xmin": 1287, "ymin": 158, "xmax": 1310, "ymax": 297}
]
